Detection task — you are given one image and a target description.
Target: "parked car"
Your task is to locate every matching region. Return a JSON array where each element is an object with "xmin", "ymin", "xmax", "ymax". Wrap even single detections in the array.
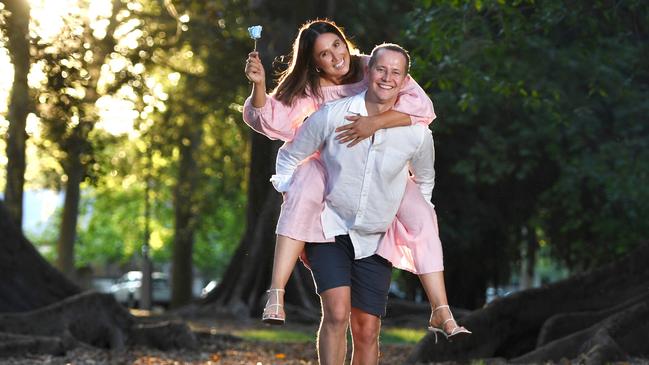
[{"xmin": 110, "ymin": 271, "xmax": 171, "ymax": 308}]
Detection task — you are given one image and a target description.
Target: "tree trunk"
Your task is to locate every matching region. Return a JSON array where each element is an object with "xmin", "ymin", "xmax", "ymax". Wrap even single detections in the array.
[
  {"xmin": 192, "ymin": 133, "xmax": 319, "ymax": 321},
  {"xmin": 3, "ymin": 0, "xmax": 31, "ymax": 229},
  {"xmin": 0, "ymin": 200, "xmax": 79, "ymax": 312},
  {"xmin": 170, "ymin": 114, "xmax": 203, "ymax": 308},
  {"xmin": 519, "ymin": 225, "xmax": 537, "ymax": 290},
  {"xmin": 406, "ymin": 242, "xmax": 649, "ymax": 363},
  {"xmin": 56, "ymin": 153, "xmax": 84, "ymax": 280}
]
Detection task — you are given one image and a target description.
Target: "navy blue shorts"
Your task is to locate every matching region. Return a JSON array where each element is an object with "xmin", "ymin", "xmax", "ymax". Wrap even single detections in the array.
[{"xmin": 305, "ymin": 235, "xmax": 393, "ymax": 317}]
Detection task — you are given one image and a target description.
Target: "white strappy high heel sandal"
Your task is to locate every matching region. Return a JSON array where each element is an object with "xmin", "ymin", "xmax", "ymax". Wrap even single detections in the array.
[
  {"xmin": 261, "ymin": 288, "xmax": 285, "ymax": 325},
  {"xmin": 427, "ymin": 304, "xmax": 471, "ymax": 343}
]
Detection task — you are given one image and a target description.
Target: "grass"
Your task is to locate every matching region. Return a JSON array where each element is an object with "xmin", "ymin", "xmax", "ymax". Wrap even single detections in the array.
[
  {"xmin": 381, "ymin": 328, "xmax": 427, "ymax": 344},
  {"xmin": 236, "ymin": 329, "xmax": 315, "ymax": 343},
  {"xmin": 236, "ymin": 327, "xmax": 426, "ymax": 345}
]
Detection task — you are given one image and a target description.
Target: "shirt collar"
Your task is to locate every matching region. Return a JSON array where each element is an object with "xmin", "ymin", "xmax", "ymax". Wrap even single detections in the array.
[
  {"xmin": 347, "ymin": 90, "xmax": 386, "ymax": 145},
  {"xmin": 347, "ymin": 90, "xmax": 368, "ymax": 117}
]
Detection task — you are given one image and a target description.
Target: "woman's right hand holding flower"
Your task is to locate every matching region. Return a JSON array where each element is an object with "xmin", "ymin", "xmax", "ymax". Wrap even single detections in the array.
[{"xmin": 245, "ymin": 51, "xmax": 265, "ymax": 85}]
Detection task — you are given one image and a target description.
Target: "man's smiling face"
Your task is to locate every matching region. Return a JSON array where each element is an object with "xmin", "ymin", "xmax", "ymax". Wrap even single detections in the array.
[{"xmin": 366, "ymin": 49, "xmax": 408, "ymax": 105}]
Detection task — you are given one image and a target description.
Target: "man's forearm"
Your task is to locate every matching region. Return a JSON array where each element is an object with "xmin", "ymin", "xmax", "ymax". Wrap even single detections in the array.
[
  {"xmin": 374, "ymin": 110, "xmax": 411, "ymax": 129},
  {"xmin": 410, "ymin": 129, "xmax": 436, "ymax": 201},
  {"xmin": 271, "ymin": 145, "xmax": 303, "ymax": 192},
  {"xmin": 271, "ymin": 111, "xmax": 328, "ymax": 192}
]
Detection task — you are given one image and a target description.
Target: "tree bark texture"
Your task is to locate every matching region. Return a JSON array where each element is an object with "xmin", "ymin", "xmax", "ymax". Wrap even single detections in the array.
[
  {"xmin": 3, "ymin": 0, "xmax": 31, "ymax": 229},
  {"xmin": 406, "ymin": 242, "xmax": 649, "ymax": 364},
  {"xmin": 170, "ymin": 115, "xmax": 203, "ymax": 308}
]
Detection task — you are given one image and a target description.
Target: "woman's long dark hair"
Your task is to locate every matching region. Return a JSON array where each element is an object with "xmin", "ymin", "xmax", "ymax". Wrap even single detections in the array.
[{"xmin": 273, "ymin": 19, "xmax": 363, "ymax": 106}]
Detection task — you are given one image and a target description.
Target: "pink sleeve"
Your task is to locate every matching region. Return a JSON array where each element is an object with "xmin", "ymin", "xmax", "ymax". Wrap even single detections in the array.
[
  {"xmin": 243, "ymin": 95, "xmax": 318, "ymax": 142},
  {"xmin": 393, "ymin": 75, "xmax": 436, "ymax": 126}
]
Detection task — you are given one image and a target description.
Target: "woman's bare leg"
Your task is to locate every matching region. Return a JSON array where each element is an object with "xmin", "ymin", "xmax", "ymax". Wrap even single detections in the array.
[
  {"xmin": 262, "ymin": 234, "xmax": 306, "ymax": 323},
  {"xmin": 419, "ymin": 271, "xmax": 469, "ymax": 334}
]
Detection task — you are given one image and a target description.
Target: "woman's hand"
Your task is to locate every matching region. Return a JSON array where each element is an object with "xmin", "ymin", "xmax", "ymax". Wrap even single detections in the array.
[
  {"xmin": 335, "ymin": 114, "xmax": 380, "ymax": 147},
  {"xmin": 245, "ymin": 51, "xmax": 265, "ymax": 85}
]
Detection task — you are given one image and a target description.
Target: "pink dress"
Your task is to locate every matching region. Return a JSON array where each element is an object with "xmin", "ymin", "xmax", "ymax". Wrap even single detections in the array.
[{"xmin": 243, "ymin": 60, "xmax": 444, "ymax": 274}]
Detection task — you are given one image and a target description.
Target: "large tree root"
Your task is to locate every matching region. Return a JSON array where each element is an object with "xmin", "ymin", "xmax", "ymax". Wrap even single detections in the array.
[
  {"xmin": 0, "ymin": 291, "xmax": 197, "ymax": 357},
  {"xmin": 406, "ymin": 242, "xmax": 649, "ymax": 363},
  {"xmin": 513, "ymin": 300, "xmax": 649, "ymax": 364},
  {"xmin": 0, "ymin": 332, "xmax": 68, "ymax": 357}
]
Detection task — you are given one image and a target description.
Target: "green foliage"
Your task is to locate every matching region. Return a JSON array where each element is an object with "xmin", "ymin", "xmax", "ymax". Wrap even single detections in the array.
[
  {"xmin": 16, "ymin": 0, "xmax": 252, "ymax": 279},
  {"xmin": 76, "ymin": 188, "xmax": 138, "ymax": 266},
  {"xmin": 131, "ymin": 0, "xmax": 252, "ymax": 279},
  {"xmin": 406, "ymin": 0, "xmax": 649, "ymax": 281}
]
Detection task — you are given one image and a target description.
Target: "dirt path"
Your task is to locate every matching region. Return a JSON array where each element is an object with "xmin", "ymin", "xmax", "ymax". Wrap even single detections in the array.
[{"xmin": 0, "ymin": 317, "xmax": 416, "ymax": 364}]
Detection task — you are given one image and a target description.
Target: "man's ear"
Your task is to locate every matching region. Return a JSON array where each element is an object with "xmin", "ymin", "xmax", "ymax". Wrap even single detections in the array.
[{"xmin": 399, "ymin": 74, "xmax": 410, "ymax": 89}]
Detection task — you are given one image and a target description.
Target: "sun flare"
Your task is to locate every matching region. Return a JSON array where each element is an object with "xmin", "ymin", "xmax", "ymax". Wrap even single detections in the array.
[
  {"xmin": 29, "ymin": 0, "xmax": 81, "ymax": 41},
  {"xmin": 1, "ymin": 0, "xmax": 144, "ymax": 138}
]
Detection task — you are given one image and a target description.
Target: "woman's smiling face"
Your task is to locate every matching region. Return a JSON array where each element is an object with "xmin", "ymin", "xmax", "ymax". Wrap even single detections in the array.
[{"xmin": 312, "ymin": 32, "xmax": 351, "ymax": 85}]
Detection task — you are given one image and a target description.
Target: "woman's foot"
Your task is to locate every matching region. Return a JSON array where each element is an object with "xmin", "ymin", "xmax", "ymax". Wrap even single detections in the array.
[
  {"xmin": 428, "ymin": 305, "xmax": 471, "ymax": 343},
  {"xmin": 261, "ymin": 288, "xmax": 285, "ymax": 325}
]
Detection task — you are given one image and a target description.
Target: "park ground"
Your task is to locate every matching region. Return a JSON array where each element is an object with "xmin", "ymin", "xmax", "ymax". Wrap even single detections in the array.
[{"xmin": 0, "ymin": 314, "xmax": 427, "ymax": 364}]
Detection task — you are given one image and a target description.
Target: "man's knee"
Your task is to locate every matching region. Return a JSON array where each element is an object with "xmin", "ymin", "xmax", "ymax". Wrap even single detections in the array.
[
  {"xmin": 321, "ymin": 288, "xmax": 351, "ymax": 328},
  {"xmin": 322, "ymin": 303, "xmax": 350, "ymax": 328},
  {"xmin": 351, "ymin": 313, "xmax": 381, "ymax": 346}
]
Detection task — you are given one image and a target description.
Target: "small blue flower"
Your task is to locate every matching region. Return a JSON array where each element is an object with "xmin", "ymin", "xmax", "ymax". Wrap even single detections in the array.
[{"xmin": 248, "ymin": 25, "xmax": 262, "ymax": 40}]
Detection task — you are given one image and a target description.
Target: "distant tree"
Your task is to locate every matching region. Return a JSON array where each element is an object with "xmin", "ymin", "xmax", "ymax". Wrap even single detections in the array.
[
  {"xmin": 32, "ymin": 0, "xmax": 137, "ymax": 279},
  {"xmin": 0, "ymin": 0, "xmax": 30, "ymax": 228},
  {"xmin": 123, "ymin": 0, "xmax": 252, "ymax": 307}
]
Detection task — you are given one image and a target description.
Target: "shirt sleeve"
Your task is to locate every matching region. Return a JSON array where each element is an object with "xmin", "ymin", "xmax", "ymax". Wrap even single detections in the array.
[
  {"xmin": 393, "ymin": 75, "xmax": 436, "ymax": 126},
  {"xmin": 242, "ymin": 94, "xmax": 318, "ymax": 142},
  {"xmin": 270, "ymin": 107, "xmax": 331, "ymax": 192},
  {"xmin": 409, "ymin": 126, "xmax": 435, "ymax": 202}
]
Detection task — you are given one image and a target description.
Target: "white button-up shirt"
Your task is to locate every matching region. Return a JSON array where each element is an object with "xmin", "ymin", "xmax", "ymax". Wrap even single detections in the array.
[{"xmin": 271, "ymin": 91, "xmax": 435, "ymax": 259}]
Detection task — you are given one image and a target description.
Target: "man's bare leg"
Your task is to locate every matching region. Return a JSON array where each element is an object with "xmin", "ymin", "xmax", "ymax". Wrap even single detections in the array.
[
  {"xmin": 317, "ymin": 286, "xmax": 351, "ymax": 365},
  {"xmin": 349, "ymin": 307, "xmax": 381, "ymax": 365}
]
